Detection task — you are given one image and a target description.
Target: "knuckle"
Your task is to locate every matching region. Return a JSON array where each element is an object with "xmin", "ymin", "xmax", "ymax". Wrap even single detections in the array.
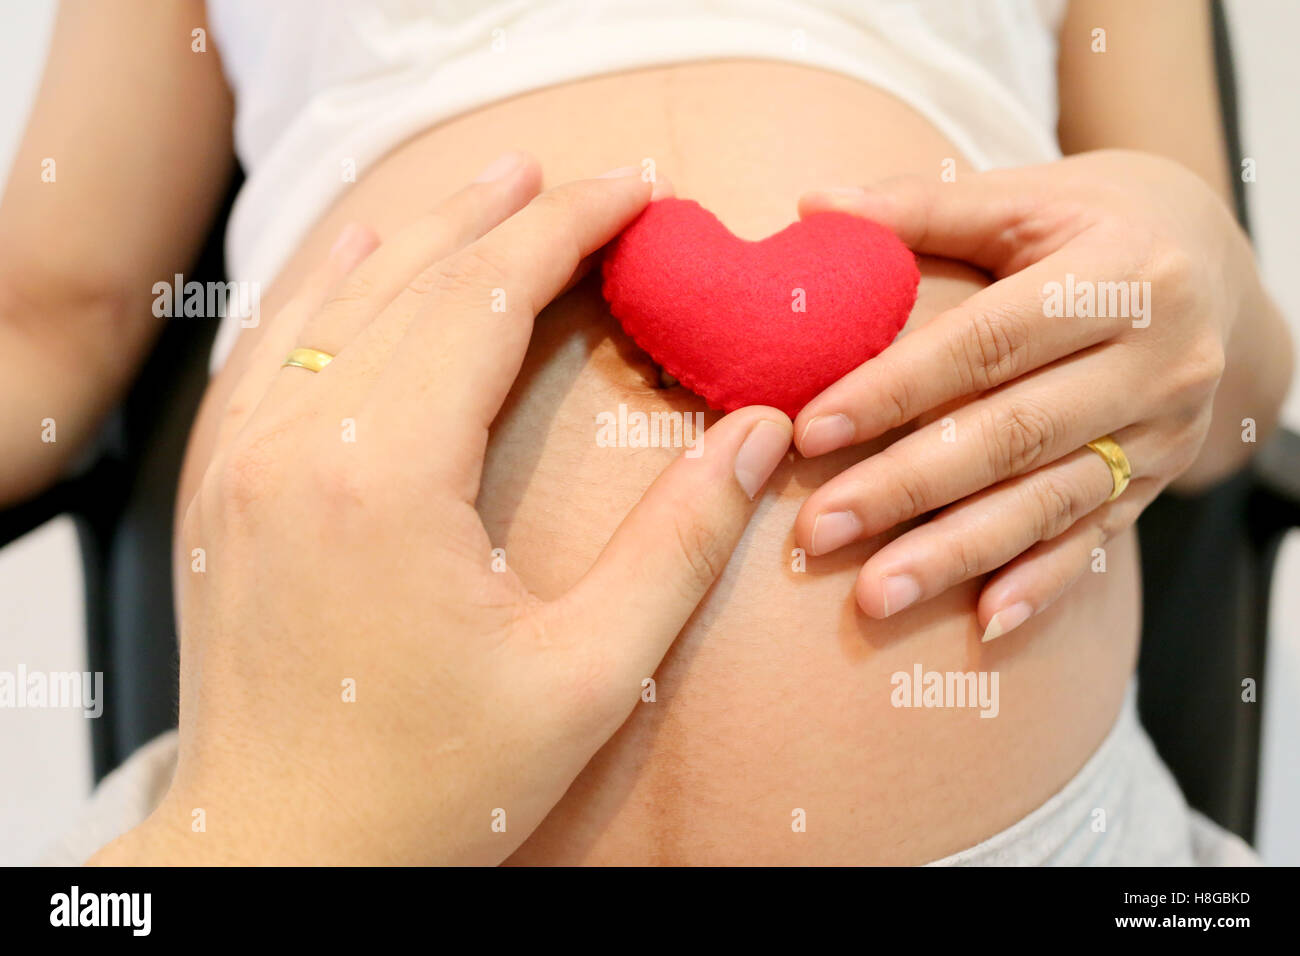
[
  {"xmin": 1163, "ymin": 334, "xmax": 1226, "ymax": 407},
  {"xmin": 410, "ymin": 213, "xmax": 458, "ymax": 254},
  {"xmin": 559, "ymin": 642, "xmax": 617, "ymax": 718},
  {"xmin": 988, "ymin": 399, "xmax": 1057, "ymax": 475},
  {"xmin": 527, "ymin": 190, "xmax": 585, "ymax": 255},
  {"xmin": 879, "ymin": 374, "xmax": 915, "ymax": 429},
  {"xmin": 1148, "ymin": 242, "xmax": 1197, "ymax": 290},
  {"xmin": 1168, "ymin": 411, "xmax": 1213, "ymax": 474},
  {"xmin": 515, "ymin": 611, "xmax": 620, "ymax": 733},
  {"xmin": 527, "ymin": 187, "xmax": 573, "ymax": 218},
  {"xmin": 1030, "ymin": 473, "xmax": 1079, "ymax": 539},
  {"xmin": 1096, "ymin": 501, "xmax": 1132, "ymax": 540},
  {"xmin": 1115, "ymin": 224, "xmax": 1162, "ymax": 275},
  {"xmin": 310, "ymin": 453, "xmax": 377, "ymax": 517},
  {"xmin": 326, "ymin": 271, "xmax": 377, "ymax": 309},
  {"xmin": 402, "ymin": 265, "xmax": 446, "ymax": 298},
  {"xmin": 1188, "ymin": 335, "xmax": 1227, "ymax": 395},
  {"xmin": 211, "ymin": 433, "xmax": 284, "ymax": 519},
  {"xmin": 877, "ymin": 176, "xmax": 934, "ymax": 246},
  {"xmin": 555, "ymin": 651, "xmax": 631, "ymax": 738},
  {"xmin": 1088, "ymin": 521, "xmax": 1111, "ymax": 559},
  {"xmin": 1152, "ymin": 245, "xmax": 1208, "ymax": 319},
  {"xmin": 1168, "ymin": 435, "xmax": 1202, "ymax": 477},
  {"xmin": 959, "ymin": 309, "xmax": 1029, "ymax": 391},
  {"xmin": 671, "ymin": 514, "xmax": 728, "ymax": 595},
  {"xmin": 221, "ymin": 394, "xmax": 253, "ymax": 428},
  {"xmin": 945, "ymin": 533, "xmax": 986, "ymax": 582},
  {"xmin": 885, "ymin": 454, "xmax": 936, "ymax": 522},
  {"xmin": 427, "ymin": 244, "xmax": 512, "ymax": 299}
]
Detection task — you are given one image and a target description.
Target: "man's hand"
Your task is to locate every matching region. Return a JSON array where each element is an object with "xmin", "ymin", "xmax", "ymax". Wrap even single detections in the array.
[{"xmin": 92, "ymin": 158, "xmax": 792, "ymax": 865}]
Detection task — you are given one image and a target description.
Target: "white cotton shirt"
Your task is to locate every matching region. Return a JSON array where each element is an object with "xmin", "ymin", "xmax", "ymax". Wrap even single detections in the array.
[{"xmin": 204, "ymin": 0, "xmax": 1069, "ymax": 371}]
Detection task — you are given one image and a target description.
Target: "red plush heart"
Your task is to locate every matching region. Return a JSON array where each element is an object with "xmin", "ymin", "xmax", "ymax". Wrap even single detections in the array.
[{"xmin": 601, "ymin": 198, "xmax": 919, "ymax": 419}]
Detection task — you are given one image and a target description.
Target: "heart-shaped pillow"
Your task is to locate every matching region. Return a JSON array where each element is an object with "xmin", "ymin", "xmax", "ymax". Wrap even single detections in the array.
[{"xmin": 601, "ymin": 198, "xmax": 919, "ymax": 418}]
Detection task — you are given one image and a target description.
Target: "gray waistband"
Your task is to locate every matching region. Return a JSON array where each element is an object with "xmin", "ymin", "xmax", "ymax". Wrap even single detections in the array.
[{"xmin": 927, "ymin": 683, "xmax": 1257, "ymax": 866}]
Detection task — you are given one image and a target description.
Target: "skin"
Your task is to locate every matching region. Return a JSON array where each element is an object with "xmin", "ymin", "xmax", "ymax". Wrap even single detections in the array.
[
  {"xmin": 793, "ymin": 150, "xmax": 1293, "ymax": 641},
  {"xmin": 0, "ymin": 0, "xmax": 233, "ymax": 507},
  {"xmin": 0, "ymin": 1, "xmax": 1290, "ymax": 862},
  {"xmin": 92, "ymin": 168, "xmax": 794, "ymax": 865},
  {"xmin": 175, "ymin": 65, "xmax": 1140, "ymax": 865}
]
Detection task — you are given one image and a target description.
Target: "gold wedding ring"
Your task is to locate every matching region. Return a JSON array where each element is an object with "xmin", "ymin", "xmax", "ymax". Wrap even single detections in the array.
[
  {"xmin": 282, "ymin": 347, "xmax": 335, "ymax": 373},
  {"xmin": 1085, "ymin": 435, "xmax": 1132, "ymax": 502}
]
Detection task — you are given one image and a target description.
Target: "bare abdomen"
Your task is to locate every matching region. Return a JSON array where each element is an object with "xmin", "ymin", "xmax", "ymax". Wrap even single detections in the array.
[{"xmin": 180, "ymin": 61, "xmax": 1140, "ymax": 864}]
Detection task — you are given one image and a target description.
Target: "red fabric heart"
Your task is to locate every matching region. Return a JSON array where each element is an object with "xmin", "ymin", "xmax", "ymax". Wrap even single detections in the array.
[{"xmin": 601, "ymin": 198, "xmax": 919, "ymax": 419}]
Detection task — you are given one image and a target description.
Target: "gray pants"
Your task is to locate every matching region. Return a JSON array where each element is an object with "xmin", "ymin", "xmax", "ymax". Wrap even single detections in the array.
[{"xmin": 929, "ymin": 683, "xmax": 1258, "ymax": 866}]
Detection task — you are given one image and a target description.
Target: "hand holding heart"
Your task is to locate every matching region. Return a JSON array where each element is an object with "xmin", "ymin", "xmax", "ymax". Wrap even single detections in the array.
[
  {"xmin": 791, "ymin": 150, "xmax": 1266, "ymax": 641},
  {"xmin": 92, "ymin": 159, "xmax": 793, "ymax": 865},
  {"xmin": 602, "ymin": 198, "xmax": 919, "ymax": 417}
]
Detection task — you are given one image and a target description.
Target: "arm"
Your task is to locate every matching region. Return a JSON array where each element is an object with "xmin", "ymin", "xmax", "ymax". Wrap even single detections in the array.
[
  {"xmin": 0, "ymin": 0, "xmax": 234, "ymax": 506},
  {"xmin": 1057, "ymin": 0, "xmax": 1293, "ymax": 491}
]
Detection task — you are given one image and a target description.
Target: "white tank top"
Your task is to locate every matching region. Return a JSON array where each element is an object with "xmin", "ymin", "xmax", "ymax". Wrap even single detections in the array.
[{"xmin": 205, "ymin": 0, "xmax": 1067, "ymax": 371}]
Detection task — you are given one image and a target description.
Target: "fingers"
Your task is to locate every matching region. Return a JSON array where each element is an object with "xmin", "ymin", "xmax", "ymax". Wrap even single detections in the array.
[
  {"xmin": 211, "ymin": 223, "xmax": 380, "ymax": 460},
  {"xmin": 976, "ymin": 478, "xmax": 1161, "ymax": 642},
  {"xmin": 219, "ymin": 153, "xmax": 541, "ymax": 452},
  {"xmin": 285, "ymin": 151, "xmax": 542, "ymax": 363},
  {"xmin": 799, "ymin": 165, "xmax": 1088, "ymax": 274},
  {"xmin": 367, "ymin": 167, "xmax": 657, "ymax": 481},
  {"xmin": 549, "ymin": 407, "xmax": 793, "ymax": 706},
  {"xmin": 794, "ymin": 247, "xmax": 1128, "ymax": 457},
  {"xmin": 795, "ymin": 346, "xmax": 1147, "ymax": 556},
  {"xmin": 556, "ymin": 174, "xmax": 674, "ymax": 300},
  {"xmin": 852, "ymin": 424, "xmax": 1154, "ymax": 619}
]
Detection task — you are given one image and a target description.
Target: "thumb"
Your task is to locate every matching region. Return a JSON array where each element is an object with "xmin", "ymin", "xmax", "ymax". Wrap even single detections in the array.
[
  {"xmin": 554, "ymin": 406, "xmax": 792, "ymax": 683},
  {"xmin": 799, "ymin": 170, "xmax": 1046, "ymax": 276}
]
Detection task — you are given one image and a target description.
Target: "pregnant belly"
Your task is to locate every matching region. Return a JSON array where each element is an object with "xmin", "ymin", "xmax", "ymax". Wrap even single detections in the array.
[{"xmin": 179, "ymin": 61, "xmax": 1140, "ymax": 864}]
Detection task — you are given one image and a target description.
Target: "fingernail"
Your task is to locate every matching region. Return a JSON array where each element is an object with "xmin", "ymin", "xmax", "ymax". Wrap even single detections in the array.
[
  {"xmin": 810, "ymin": 510, "xmax": 862, "ymax": 556},
  {"xmin": 734, "ymin": 419, "xmax": 792, "ymax": 500},
  {"xmin": 329, "ymin": 223, "xmax": 375, "ymax": 270},
  {"xmin": 597, "ymin": 165, "xmax": 641, "ymax": 179},
  {"xmin": 881, "ymin": 574, "xmax": 921, "ymax": 616},
  {"xmin": 330, "ymin": 223, "xmax": 365, "ymax": 256},
  {"xmin": 799, "ymin": 413, "xmax": 855, "ymax": 456},
  {"xmin": 981, "ymin": 601, "xmax": 1034, "ymax": 643},
  {"xmin": 473, "ymin": 150, "xmax": 527, "ymax": 183},
  {"xmin": 650, "ymin": 174, "xmax": 675, "ymax": 201}
]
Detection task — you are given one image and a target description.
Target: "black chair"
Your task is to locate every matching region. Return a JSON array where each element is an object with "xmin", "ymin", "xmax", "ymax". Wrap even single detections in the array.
[
  {"xmin": 0, "ymin": 2, "xmax": 1295, "ymax": 845},
  {"xmin": 1131, "ymin": 2, "xmax": 1300, "ymax": 843}
]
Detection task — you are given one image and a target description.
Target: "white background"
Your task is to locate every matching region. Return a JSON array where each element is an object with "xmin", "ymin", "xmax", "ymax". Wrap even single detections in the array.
[{"xmin": 1, "ymin": 1, "xmax": 1297, "ymax": 864}]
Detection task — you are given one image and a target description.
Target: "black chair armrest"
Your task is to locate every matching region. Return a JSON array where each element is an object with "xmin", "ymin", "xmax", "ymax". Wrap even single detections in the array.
[{"xmin": 1252, "ymin": 426, "xmax": 1300, "ymax": 527}]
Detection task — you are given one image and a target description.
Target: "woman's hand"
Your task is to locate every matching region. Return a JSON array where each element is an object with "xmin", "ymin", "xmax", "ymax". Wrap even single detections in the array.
[
  {"xmin": 92, "ymin": 156, "xmax": 793, "ymax": 865},
  {"xmin": 792, "ymin": 149, "xmax": 1288, "ymax": 641}
]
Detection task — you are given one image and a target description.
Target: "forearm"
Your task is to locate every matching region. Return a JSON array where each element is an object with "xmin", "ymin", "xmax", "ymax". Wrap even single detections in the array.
[
  {"xmin": 0, "ymin": 280, "xmax": 159, "ymax": 507},
  {"xmin": 0, "ymin": 0, "xmax": 235, "ymax": 508}
]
